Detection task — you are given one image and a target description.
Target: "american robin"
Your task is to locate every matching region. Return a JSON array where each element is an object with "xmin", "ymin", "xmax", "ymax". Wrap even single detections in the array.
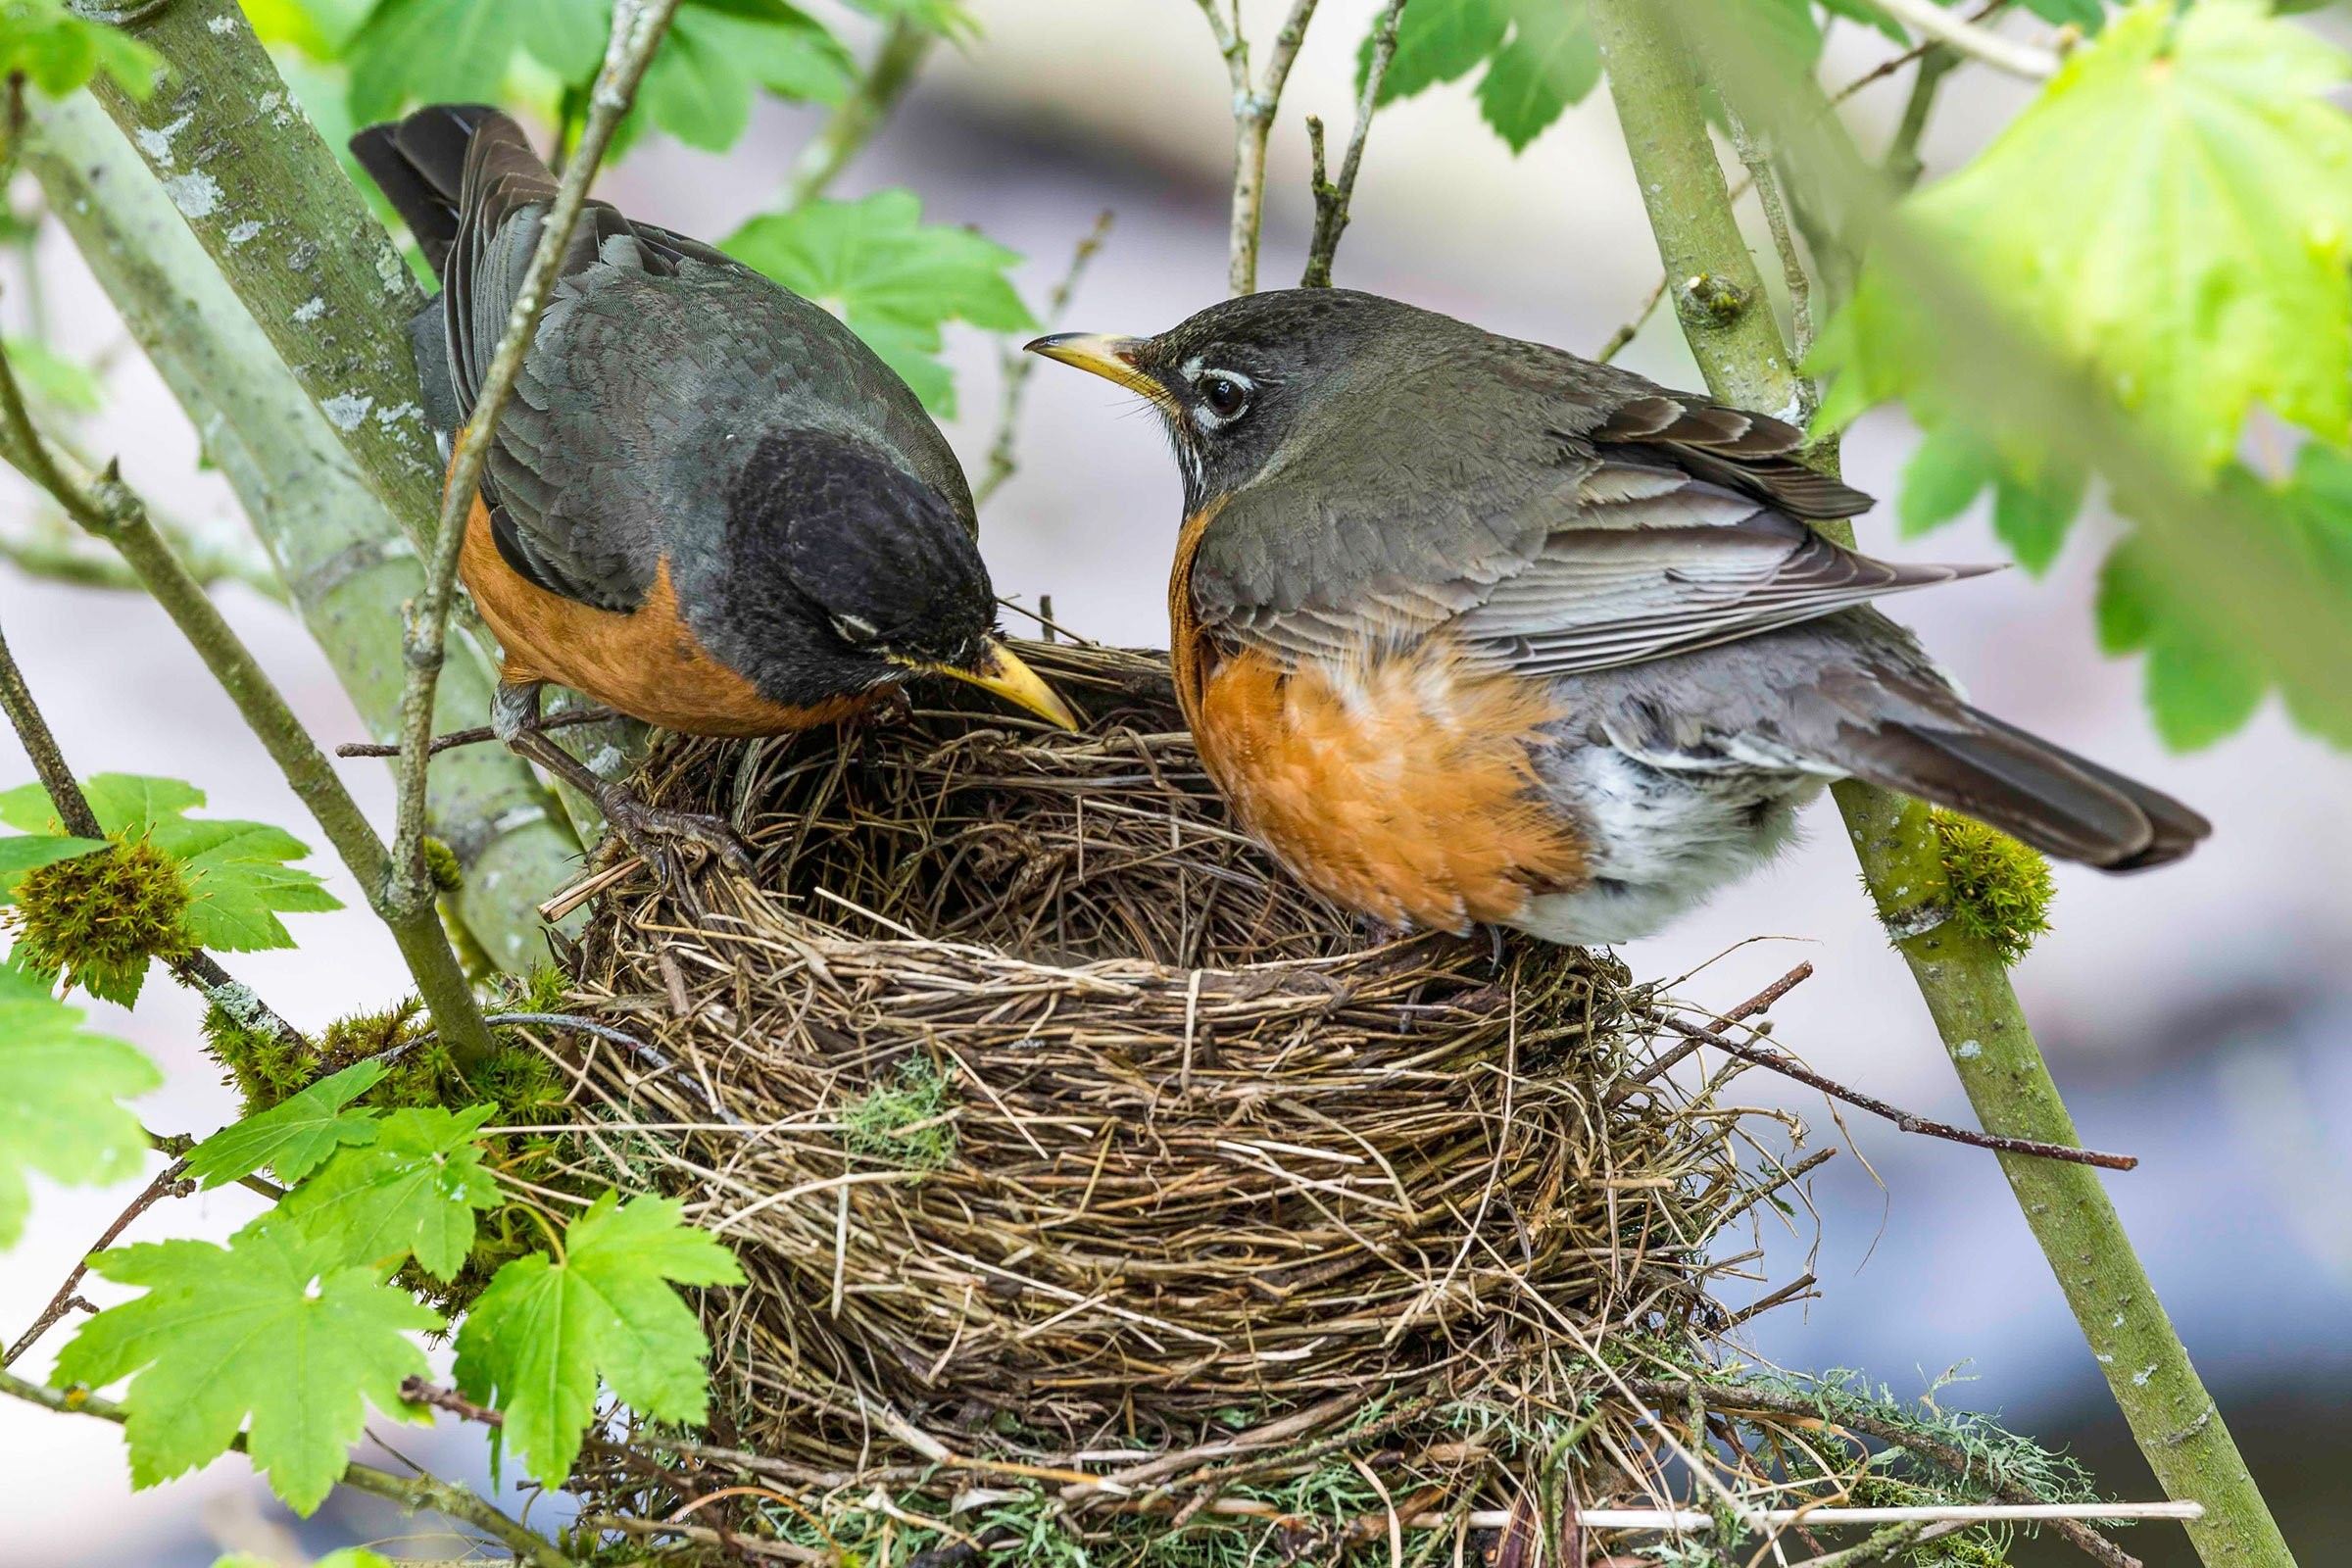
[
  {"xmin": 1031, "ymin": 290, "xmax": 2208, "ymax": 946},
  {"xmin": 352, "ymin": 105, "xmax": 1074, "ymax": 879}
]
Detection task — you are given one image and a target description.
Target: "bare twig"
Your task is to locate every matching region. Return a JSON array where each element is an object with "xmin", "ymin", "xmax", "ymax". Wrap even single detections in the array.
[
  {"xmin": 335, "ymin": 705, "xmax": 620, "ymax": 760},
  {"xmin": 2, "ymin": 1159, "xmax": 192, "ymax": 1368},
  {"xmin": 0, "ymin": 338, "xmax": 490, "ymax": 1063},
  {"xmin": 1723, "ymin": 104, "xmax": 1817, "ymax": 415},
  {"xmin": 1300, "ymin": 0, "xmax": 1407, "ymax": 288},
  {"xmin": 1621, "ymin": 959, "xmax": 1813, "ymax": 1093},
  {"xmin": 1593, "ymin": 275, "xmax": 1669, "ymax": 363},
  {"xmin": 388, "ymin": 0, "xmax": 686, "ymax": 941},
  {"xmin": 0, "ymin": 606, "xmax": 309, "ymax": 1054},
  {"xmin": 974, "ymin": 211, "xmax": 1114, "ymax": 509},
  {"xmin": 1864, "ymin": 0, "xmax": 2057, "ymax": 78},
  {"xmin": 0, "ymin": 1369, "xmax": 578, "ymax": 1568},
  {"xmin": 1652, "ymin": 1014, "xmax": 2135, "ymax": 1170},
  {"xmin": 1194, "ymin": 0, "xmax": 1324, "ymax": 294}
]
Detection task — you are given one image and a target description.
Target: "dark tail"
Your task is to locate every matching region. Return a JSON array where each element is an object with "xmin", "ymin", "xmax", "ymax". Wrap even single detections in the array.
[
  {"xmin": 350, "ymin": 104, "xmax": 549, "ymax": 281},
  {"xmin": 1840, "ymin": 707, "xmax": 2210, "ymax": 871}
]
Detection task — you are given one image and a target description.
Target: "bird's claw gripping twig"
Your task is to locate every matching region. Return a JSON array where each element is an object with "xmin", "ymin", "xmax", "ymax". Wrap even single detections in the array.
[{"xmin": 595, "ymin": 784, "xmax": 756, "ymax": 890}]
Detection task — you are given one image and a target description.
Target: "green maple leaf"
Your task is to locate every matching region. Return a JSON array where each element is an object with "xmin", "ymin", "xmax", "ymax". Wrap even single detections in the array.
[
  {"xmin": 184, "ymin": 1059, "xmax": 387, "ymax": 1189},
  {"xmin": 2098, "ymin": 444, "xmax": 2352, "ymax": 750},
  {"xmin": 723, "ymin": 189, "xmax": 1035, "ymax": 417},
  {"xmin": 1817, "ymin": 0, "xmax": 2352, "ymax": 474},
  {"xmin": 453, "ymin": 1192, "xmax": 744, "ymax": 1487},
  {"xmin": 216, "ymin": 1553, "xmax": 393, "ymax": 1568},
  {"xmin": 5, "ymin": 338, "xmax": 104, "ymax": 415},
  {"xmin": 1363, "ymin": 0, "xmax": 1601, "ymax": 153},
  {"xmin": 279, "ymin": 1104, "xmax": 503, "ymax": 1279},
  {"xmin": 639, "ymin": 0, "xmax": 852, "ymax": 152},
  {"xmin": 1896, "ymin": 428, "xmax": 2084, "ymax": 575},
  {"xmin": 0, "ymin": 773, "xmax": 339, "ymax": 954},
  {"xmin": 52, "ymin": 1221, "xmax": 439, "ymax": 1515},
  {"xmin": 0, "ymin": 0, "xmax": 160, "ymax": 97},
  {"xmin": 0, "ymin": 961, "xmax": 159, "ymax": 1249}
]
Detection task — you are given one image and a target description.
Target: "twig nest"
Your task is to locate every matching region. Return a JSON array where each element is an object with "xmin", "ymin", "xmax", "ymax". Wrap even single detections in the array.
[{"xmin": 557, "ymin": 643, "xmax": 1793, "ymax": 1530}]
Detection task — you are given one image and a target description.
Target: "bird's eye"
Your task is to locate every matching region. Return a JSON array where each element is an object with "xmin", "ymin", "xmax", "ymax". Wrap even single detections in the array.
[{"xmin": 1200, "ymin": 374, "xmax": 1250, "ymax": 419}]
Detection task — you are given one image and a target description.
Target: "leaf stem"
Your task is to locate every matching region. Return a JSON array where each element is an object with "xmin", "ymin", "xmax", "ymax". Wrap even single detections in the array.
[
  {"xmin": 1588, "ymin": 6, "xmax": 2293, "ymax": 1564},
  {"xmin": 0, "ymin": 339, "xmax": 495, "ymax": 1065},
  {"xmin": 1300, "ymin": 0, "xmax": 1406, "ymax": 289},
  {"xmin": 0, "ymin": 1368, "xmax": 579, "ymax": 1568},
  {"xmin": 388, "ymin": 0, "xmax": 687, "ymax": 938}
]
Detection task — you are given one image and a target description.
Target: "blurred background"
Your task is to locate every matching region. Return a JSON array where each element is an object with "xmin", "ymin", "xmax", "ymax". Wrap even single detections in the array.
[{"xmin": 3, "ymin": 1, "xmax": 2346, "ymax": 1562}]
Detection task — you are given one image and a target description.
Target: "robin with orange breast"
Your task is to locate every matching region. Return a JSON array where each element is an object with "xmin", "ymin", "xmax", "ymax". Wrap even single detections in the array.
[
  {"xmin": 1032, "ymin": 290, "xmax": 2208, "ymax": 946},
  {"xmin": 352, "ymin": 105, "xmax": 1074, "ymax": 880}
]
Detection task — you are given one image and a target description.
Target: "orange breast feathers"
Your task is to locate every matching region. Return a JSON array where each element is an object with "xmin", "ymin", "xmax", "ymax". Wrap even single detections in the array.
[
  {"xmin": 458, "ymin": 491, "xmax": 870, "ymax": 737},
  {"xmin": 1169, "ymin": 514, "xmax": 1590, "ymax": 933}
]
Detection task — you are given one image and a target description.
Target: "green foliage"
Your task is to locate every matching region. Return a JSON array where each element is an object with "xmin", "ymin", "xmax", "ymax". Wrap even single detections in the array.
[
  {"xmin": 840, "ymin": 1054, "xmax": 957, "ymax": 1172},
  {"xmin": 2096, "ymin": 443, "xmax": 2352, "ymax": 749},
  {"xmin": 1813, "ymin": 0, "xmax": 2352, "ymax": 751},
  {"xmin": 453, "ymin": 1191, "xmax": 744, "ymax": 1487},
  {"xmin": 4, "ymin": 337, "xmax": 105, "ymax": 416},
  {"xmin": 419, "ymin": 835, "xmax": 463, "ymax": 893},
  {"xmin": 215, "ymin": 1552, "xmax": 394, "ymax": 1568},
  {"xmin": 184, "ymin": 1057, "xmax": 385, "ymax": 1188},
  {"xmin": 1360, "ymin": 0, "xmax": 1601, "ymax": 153},
  {"xmin": 344, "ymin": 0, "xmax": 851, "ymax": 150},
  {"xmin": 0, "ymin": 0, "xmax": 160, "ymax": 97},
  {"xmin": 277, "ymin": 1103, "xmax": 504, "ymax": 1278},
  {"xmin": 1816, "ymin": 0, "xmax": 2352, "ymax": 474},
  {"xmin": 53, "ymin": 1220, "xmax": 440, "ymax": 1514},
  {"xmin": 0, "ymin": 774, "xmax": 340, "ymax": 1003},
  {"xmin": 1928, "ymin": 810, "xmax": 2056, "ymax": 966},
  {"xmin": 0, "ymin": 960, "xmax": 160, "ymax": 1249},
  {"xmin": 724, "ymin": 188, "xmax": 1036, "ymax": 416}
]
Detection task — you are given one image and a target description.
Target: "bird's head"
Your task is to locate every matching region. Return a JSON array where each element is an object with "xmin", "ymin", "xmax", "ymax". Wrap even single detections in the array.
[
  {"xmin": 1027, "ymin": 288, "xmax": 1481, "ymax": 514},
  {"xmin": 715, "ymin": 430, "xmax": 1075, "ymax": 730}
]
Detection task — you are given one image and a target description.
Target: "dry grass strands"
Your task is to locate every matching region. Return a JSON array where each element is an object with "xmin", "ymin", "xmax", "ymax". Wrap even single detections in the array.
[{"xmin": 540, "ymin": 643, "xmax": 2095, "ymax": 1563}]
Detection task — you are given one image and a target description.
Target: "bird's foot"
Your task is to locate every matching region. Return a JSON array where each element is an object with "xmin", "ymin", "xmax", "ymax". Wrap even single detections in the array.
[{"xmin": 596, "ymin": 784, "xmax": 756, "ymax": 890}]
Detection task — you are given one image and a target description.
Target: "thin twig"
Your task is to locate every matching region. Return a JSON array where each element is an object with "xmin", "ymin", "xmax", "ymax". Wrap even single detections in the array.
[
  {"xmin": 1, "ymin": 1369, "xmax": 578, "ymax": 1568},
  {"xmin": 1723, "ymin": 103, "xmax": 1816, "ymax": 415},
  {"xmin": 0, "ymin": 337, "xmax": 491, "ymax": 1064},
  {"xmin": 974, "ymin": 211, "xmax": 1114, "ymax": 509},
  {"xmin": 1622, "ymin": 959, "xmax": 1813, "ymax": 1093},
  {"xmin": 0, "ymin": 608, "xmax": 310, "ymax": 1053},
  {"xmin": 335, "ymin": 705, "xmax": 619, "ymax": 760},
  {"xmin": 388, "ymin": 0, "xmax": 686, "ymax": 937},
  {"xmin": 1864, "ymin": 0, "xmax": 2057, "ymax": 77},
  {"xmin": 1300, "ymin": 0, "xmax": 1407, "ymax": 289},
  {"xmin": 784, "ymin": 18, "xmax": 933, "ymax": 208},
  {"xmin": 1651, "ymin": 1014, "xmax": 2136, "ymax": 1170},
  {"xmin": 2, "ymin": 1158, "xmax": 192, "ymax": 1368},
  {"xmin": 1195, "ymin": 0, "xmax": 1323, "ymax": 294}
]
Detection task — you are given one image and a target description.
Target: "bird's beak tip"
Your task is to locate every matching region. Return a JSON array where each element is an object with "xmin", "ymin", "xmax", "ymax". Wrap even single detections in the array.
[
  {"xmin": 1024, "ymin": 333, "xmax": 1162, "ymax": 403},
  {"xmin": 938, "ymin": 639, "xmax": 1080, "ymax": 732}
]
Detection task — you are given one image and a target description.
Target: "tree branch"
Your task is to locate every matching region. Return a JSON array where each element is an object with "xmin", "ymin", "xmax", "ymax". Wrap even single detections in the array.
[
  {"xmin": 1591, "ymin": 6, "xmax": 2295, "ymax": 1563},
  {"xmin": 1865, "ymin": 0, "xmax": 2058, "ymax": 79},
  {"xmin": 1196, "ymin": 0, "xmax": 1322, "ymax": 294},
  {"xmin": 1300, "ymin": 0, "xmax": 1406, "ymax": 289},
  {"xmin": 24, "ymin": 91, "xmax": 586, "ymax": 974},
  {"xmin": 388, "ymin": 0, "xmax": 687, "ymax": 931},
  {"xmin": 785, "ymin": 18, "xmax": 934, "ymax": 207},
  {"xmin": 2, "ymin": 1157, "xmax": 191, "ymax": 1369},
  {"xmin": 0, "ymin": 339, "xmax": 496, "ymax": 1065},
  {"xmin": 0, "ymin": 1368, "xmax": 578, "ymax": 1568}
]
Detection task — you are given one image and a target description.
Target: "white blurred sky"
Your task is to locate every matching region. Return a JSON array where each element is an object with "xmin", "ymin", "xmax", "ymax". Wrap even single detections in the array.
[{"xmin": 5, "ymin": 3, "xmax": 2348, "ymax": 1560}]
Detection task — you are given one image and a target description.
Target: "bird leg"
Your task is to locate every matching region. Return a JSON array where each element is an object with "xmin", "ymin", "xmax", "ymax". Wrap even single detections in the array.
[{"xmin": 492, "ymin": 680, "xmax": 756, "ymax": 887}]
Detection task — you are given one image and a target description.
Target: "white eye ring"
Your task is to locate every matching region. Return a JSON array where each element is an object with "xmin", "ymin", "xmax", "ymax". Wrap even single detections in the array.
[{"xmin": 1192, "ymin": 369, "xmax": 1253, "ymax": 427}]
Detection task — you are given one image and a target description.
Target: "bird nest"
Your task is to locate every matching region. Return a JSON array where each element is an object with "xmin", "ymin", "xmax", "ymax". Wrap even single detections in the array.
[{"xmin": 533, "ymin": 641, "xmax": 2083, "ymax": 1564}]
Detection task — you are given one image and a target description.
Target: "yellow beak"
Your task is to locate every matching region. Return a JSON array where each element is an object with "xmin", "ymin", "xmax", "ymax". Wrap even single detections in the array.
[
  {"xmin": 927, "ymin": 638, "xmax": 1079, "ymax": 731},
  {"xmin": 1024, "ymin": 332, "xmax": 1168, "ymax": 408}
]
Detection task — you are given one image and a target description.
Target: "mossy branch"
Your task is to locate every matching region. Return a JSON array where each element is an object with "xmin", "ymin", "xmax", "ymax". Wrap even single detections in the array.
[
  {"xmin": 1584, "ymin": 5, "xmax": 2291, "ymax": 1563},
  {"xmin": 0, "ymin": 335, "xmax": 497, "ymax": 1067},
  {"xmin": 23, "ymin": 90, "xmax": 584, "ymax": 975}
]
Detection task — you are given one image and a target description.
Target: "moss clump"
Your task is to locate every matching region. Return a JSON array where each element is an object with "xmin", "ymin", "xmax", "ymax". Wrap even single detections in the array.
[
  {"xmin": 9, "ymin": 836, "xmax": 191, "ymax": 1000},
  {"xmin": 1931, "ymin": 809, "xmax": 2056, "ymax": 966},
  {"xmin": 420, "ymin": 836, "xmax": 464, "ymax": 893},
  {"xmin": 839, "ymin": 1056, "xmax": 958, "ymax": 1173}
]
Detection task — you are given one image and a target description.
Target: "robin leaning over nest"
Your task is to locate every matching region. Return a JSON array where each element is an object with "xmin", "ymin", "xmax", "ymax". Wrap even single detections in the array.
[
  {"xmin": 1032, "ymin": 289, "xmax": 2209, "ymax": 947},
  {"xmin": 352, "ymin": 105, "xmax": 1075, "ymax": 885}
]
